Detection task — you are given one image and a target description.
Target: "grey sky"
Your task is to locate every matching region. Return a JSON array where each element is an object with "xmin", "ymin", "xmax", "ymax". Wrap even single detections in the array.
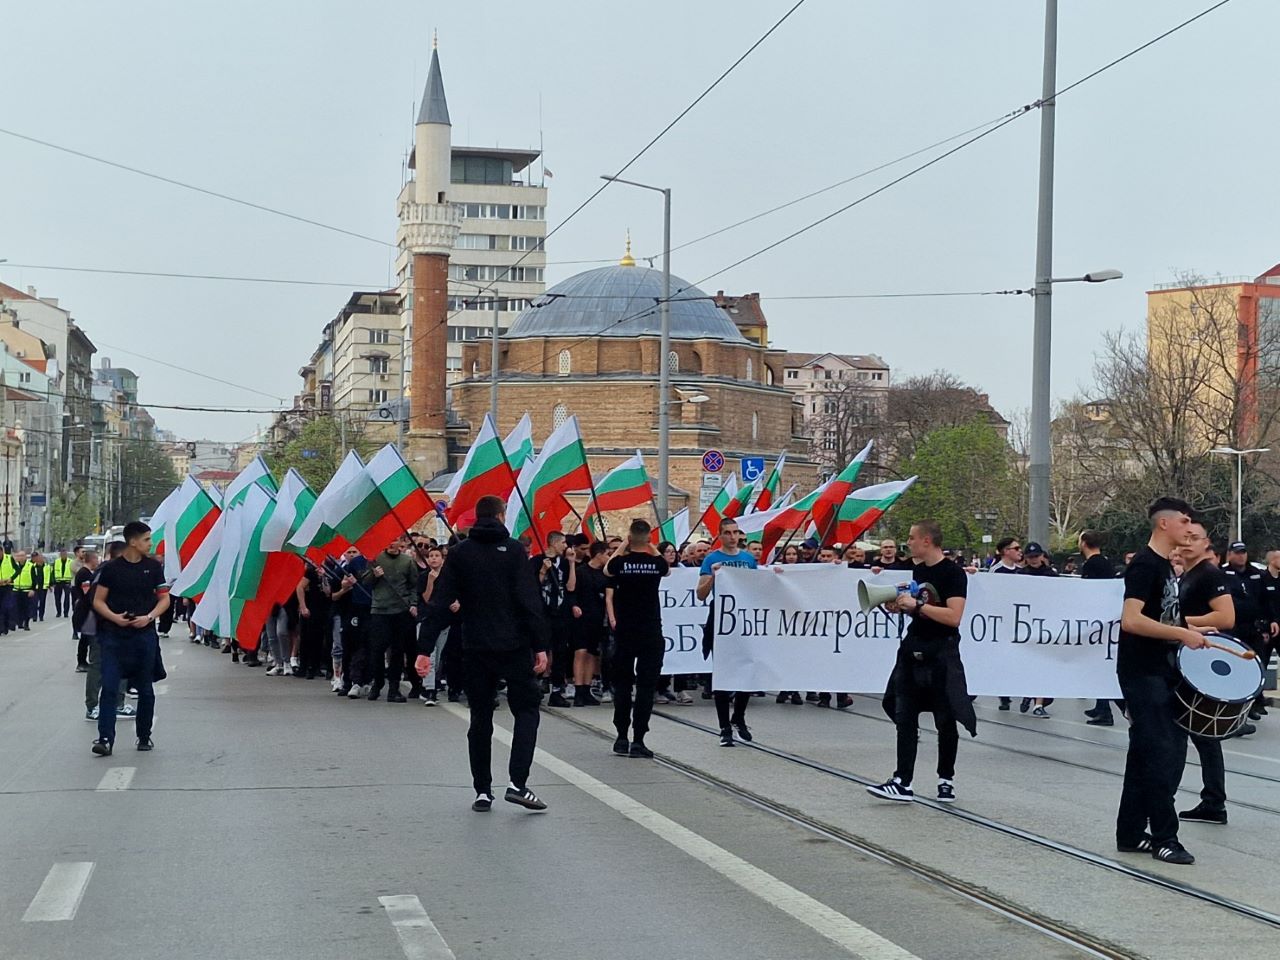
[{"xmin": 1, "ymin": 0, "xmax": 1270, "ymax": 443}]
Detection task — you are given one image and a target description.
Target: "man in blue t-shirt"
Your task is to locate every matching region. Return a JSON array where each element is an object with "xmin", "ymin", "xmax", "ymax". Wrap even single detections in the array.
[{"xmin": 696, "ymin": 518, "xmax": 758, "ymax": 746}]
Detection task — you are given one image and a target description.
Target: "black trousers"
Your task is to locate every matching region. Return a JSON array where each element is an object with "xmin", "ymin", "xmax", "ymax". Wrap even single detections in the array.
[
  {"xmin": 157, "ymin": 602, "xmax": 175, "ymax": 636},
  {"xmin": 0, "ymin": 588, "xmax": 11, "ymax": 634},
  {"xmin": 340, "ymin": 610, "xmax": 370, "ymax": 688},
  {"xmin": 32, "ymin": 589, "xmax": 47, "ymax": 621},
  {"xmin": 548, "ymin": 618, "xmax": 572, "ymax": 688},
  {"xmin": 369, "ymin": 611, "xmax": 416, "ymax": 694},
  {"xmin": 14, "ymin": 591, "xmax": 30, "ymax": 629},
  {"xmin": 714, "ymin": 691, "xmax": 752, "ymax": 729},
  {"xmin": 462, "ymin": 647, "xmax": 542, "ymax": 795},
  {"xmin": 612, "ymin": 632, "xmax": 664, "ymax": 740},
  {"xmin": 892, "ymin": 666, "xmax": 959, "ymax": 785},
  {"xmin": 53, "ymin": 582, "xmax": 73, "ymax": 617},
  {"xmin": 300, "ymin": 608, "xmax": 330, "ymax": 677},
  {"xmin": 1190, "ymin": 735, "xmax": 1226, "ymax": 812},
  {"xmin": 1117, "ymin": 673, "xmax": 1187, "ymax": 847}
]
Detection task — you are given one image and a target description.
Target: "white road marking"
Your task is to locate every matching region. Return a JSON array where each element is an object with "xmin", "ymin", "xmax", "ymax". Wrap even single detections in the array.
[
  {"xmin": 22, "ymin": 862, "xmax": 95, "ymax": 922},
  {"xmin": 95, "ymin": 766, "xmax": 135, "ymax": 792},
  {"xmin": 379, "ymin": 895, "xmax": 457, "ymax": 960},
  {"xmin": 442, "ymin": 704, "xmax": 920, "ymax": 960}
]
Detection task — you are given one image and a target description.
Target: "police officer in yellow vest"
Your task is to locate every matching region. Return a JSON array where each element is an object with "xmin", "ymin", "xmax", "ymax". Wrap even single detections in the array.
[
  {"xmin": 12, "ymin": 550, "xmax": 35, "ymax": 631},
  {"xmin": 52, "ymin": 548, "xmax": 75, "ymax": 619},
  {"xmin": 27, "ymin": 552, "xmax": 51, "ymax": 623},
  {"xmin": 0, "ymin": 548, "xmax": 16, "ymax": 635}
]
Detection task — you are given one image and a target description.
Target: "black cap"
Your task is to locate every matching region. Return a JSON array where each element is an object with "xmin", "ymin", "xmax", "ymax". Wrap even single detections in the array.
[
  {"xmin": 1229, "ymin": 541, "xmax": 1247, "ymax": 553},
  {"xmin": 801, "ymin": 537, "xmax": 819, "ymax": 550},
  {"xmin": 1024, "ymin": 542, "xmax": 1045, "ymax": 556}
]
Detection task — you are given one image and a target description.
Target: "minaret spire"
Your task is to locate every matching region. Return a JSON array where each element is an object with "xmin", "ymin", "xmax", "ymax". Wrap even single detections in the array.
[{"xmin": 417, "ymin": 39, "xmax": 450, "ymax": 126}]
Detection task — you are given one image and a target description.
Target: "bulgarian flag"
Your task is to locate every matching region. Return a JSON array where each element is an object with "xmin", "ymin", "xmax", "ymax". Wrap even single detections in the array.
[
  {"xmin": 697, "ymin": 474, "xmax": 739, "ymax": 538},
  {"xmin": 223, "ymin": 456, "xmax": 278, "ymax": 507},
  {"xmin": 736, "ymin": 491, "xmax": 819, "ymax": 559},
  {"xmin": 723, "ymin": 476, "xmax": 758, "ymax": 521},
  {"xmin": 149, "ymin": 484, "xmax": 180, "ymax": 562},
  {"xmin": 288, "ymin": 451, "xmax": 365, "ymax": 554},
  {"xmin": 367, "ymin": 444, "xmax": 433, "ymax": 532},
  {"xmin": 651, "ymin": 507, "xmax": 690, "ymax": 547},
  {"xmin": 260, "ymin": 469, "xmax": 319, "ymax": 559},
  {"xmin": 171, "ymin": 513, "xmax": 224, "ymax": 601},
  {"xmin": 504, "ymin": 413, "xmax": 535, "ymax": 472},
  {"xmin": 827, "ymin": 477, "xmax": 917, "ymax": 546},
  {"xmin": 443, "ymin": 414, "xmax": 518, "ymax": 527},
  {"xmin": 743, "ymin": 484, "xmax": 797, "ymax": 543},
  {"xmin": 506, "ymin": 415, "xmax": 592, "ymax": 546},
  {"xmin": 753, "ymin": 454, "xmax": 787, "ymax": 512},
  {"xmin": 583, "ymin": 452, "xmax": 653, "ymax": 541},
  {"xmin": 228, "ymin": 484, "xmax": 285, "ymax": 650},
  {"xmin": 193, "ymin": 502, "xmax": 243, "ymax": 638},
  {"xmin": 162, "ymin": 476, "xmax": 222, "ymax": 581},
  {"xmin": 812, "ymin": 440, "xmax": 874, "ymax": 546}
]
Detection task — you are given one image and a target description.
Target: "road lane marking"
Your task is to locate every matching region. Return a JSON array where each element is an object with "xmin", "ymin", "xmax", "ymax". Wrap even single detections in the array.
[
  {"xmin": 379, "ymin": 895, "xmax": 457, "ymax": 959},
  {"xmin": 96, "ymin": 767, "xmax": 135, "ymax": 791},
  {"xmin": 442, "ymin": 704, "xmax": 920, "ymax": 960},
  {"xmin": 22, "ymin": 862, "xmax": 95, "ymax": 922}
]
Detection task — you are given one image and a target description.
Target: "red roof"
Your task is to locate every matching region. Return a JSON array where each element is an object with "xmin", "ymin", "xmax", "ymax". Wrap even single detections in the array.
[
  {"xmin": 195, "ymin": 469, "xmax": 239, "ymax": 481},
  {"xmin": 0, "ymin": 282, "xmax": 33, "ymax": 301}
]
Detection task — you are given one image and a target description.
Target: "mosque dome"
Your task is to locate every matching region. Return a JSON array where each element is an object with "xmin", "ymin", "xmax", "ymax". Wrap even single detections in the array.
[{"xmin": 504, "ymin": 246, "xmax": 747, "ymax": 343}]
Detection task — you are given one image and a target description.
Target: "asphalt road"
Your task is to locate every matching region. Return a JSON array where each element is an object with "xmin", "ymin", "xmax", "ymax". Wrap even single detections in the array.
[{"xmin": 2, "ymin": 614, "xmax": 1275, "ymax": 959}]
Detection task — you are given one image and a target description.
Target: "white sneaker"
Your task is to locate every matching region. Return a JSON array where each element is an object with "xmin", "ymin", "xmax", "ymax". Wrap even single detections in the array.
[
  {"xmin": 347, "ymin": 684, "xmax": 362, "ymax": 699},
  {"xmin": 330, "ymin": 677, "xmax": 343, "ymax": 693},
  {"xmin": 116, "ymin": 704, "xmax": 137, "ymax": 720},
  {"xmin": 289, "ymin": 657, "xmax": 300, "ymax": 670}
]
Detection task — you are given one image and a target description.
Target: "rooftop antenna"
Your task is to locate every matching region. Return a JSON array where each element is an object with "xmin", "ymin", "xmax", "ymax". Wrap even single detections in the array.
[{"xmin": 539, "ymin": 92, "xmax": 545, "ymax": 188}]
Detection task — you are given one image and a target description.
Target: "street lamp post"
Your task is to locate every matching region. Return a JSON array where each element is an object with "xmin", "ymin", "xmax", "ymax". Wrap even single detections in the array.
[
  {"xmin": 603, "ymin": 174, "xmax": 672, "ymax": 520},
  {"xmin": 1210, "ymin": 446, "xmax": 1269, "ymax": 542}
]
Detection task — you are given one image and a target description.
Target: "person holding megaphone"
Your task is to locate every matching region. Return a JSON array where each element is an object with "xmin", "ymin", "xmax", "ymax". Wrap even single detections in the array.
[{"xmin": 864, "ymin": 519, "xmax": 977, "ymax": 804}]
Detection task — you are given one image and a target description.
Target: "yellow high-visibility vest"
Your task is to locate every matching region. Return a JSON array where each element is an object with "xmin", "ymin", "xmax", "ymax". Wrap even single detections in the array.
[
  {"xmin": 13, "ymin": 562, "xmax": 33, "ymax": 590},
  {"xmin": 0, "ymin": 555, "xmax": 15, "ymax": 586},
  {"xmin": 53, "ymin": 557, "xmax": 74, "ymax": 583}
]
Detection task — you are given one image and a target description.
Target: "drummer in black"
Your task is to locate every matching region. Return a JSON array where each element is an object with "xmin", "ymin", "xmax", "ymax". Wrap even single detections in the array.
[
  {"xmin": 1115, "ymin": 497, "xmax": 1209, "ymax": 866},
  {"xmin": 1177, "ymin": 521, "xmax": 1234, "ymax": 826}
]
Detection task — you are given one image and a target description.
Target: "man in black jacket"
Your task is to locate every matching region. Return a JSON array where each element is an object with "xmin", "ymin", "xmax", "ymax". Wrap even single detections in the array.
[{"xmin": 416, "ymin": 495, "xmax": 551, "ymax": 813}]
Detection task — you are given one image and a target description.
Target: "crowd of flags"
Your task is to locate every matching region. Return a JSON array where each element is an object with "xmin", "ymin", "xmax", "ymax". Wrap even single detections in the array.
[{"xmin": 142, "ymin": 415, "xmax": 917, "ymax": 648}]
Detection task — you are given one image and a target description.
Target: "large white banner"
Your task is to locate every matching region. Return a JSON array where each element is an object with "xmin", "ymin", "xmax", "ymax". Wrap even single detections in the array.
[
  {"xmin": 658, "ymin": 567, "xmax": 713, "ymax": 676},
  {"xmin": 706, "ymin": 566, "xmax": 1126, "ymax": 697}
]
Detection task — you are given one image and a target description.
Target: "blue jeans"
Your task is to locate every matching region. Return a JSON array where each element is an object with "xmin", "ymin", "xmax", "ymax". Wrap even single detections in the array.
[{"xmin": 97, "ymin": 624, "xmax": 157, "ymax": 745}]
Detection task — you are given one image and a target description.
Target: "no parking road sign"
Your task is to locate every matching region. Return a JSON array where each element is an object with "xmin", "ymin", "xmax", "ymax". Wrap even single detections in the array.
[{"xmin": 702, "ymin": 449, "xmax": 725, "ymax": 473}]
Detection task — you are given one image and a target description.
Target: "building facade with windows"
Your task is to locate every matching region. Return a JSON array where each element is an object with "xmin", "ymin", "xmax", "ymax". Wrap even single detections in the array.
[{"xmin": 779, "ymin": 352, "xmax": 890, "ymax": 460}]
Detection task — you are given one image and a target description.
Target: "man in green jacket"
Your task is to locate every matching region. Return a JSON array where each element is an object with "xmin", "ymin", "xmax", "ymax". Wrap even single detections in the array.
[{"xmin": 361, "ymin": 537, "xmax": 419, "ymax": 703}]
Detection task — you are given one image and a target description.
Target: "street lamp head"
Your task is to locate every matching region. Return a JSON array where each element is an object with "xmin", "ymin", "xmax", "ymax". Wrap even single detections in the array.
[
  {"xmin": 1083, "ymin": 268, "xmax": 1123, "ymax": 283},
  {"xmin": 684, "ymin": 393, "xmax": 710, "ymax": 404}
]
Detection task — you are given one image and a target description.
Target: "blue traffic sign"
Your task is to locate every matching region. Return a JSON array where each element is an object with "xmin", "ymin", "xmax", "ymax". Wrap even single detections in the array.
[
  {"xmin": 702, "ymin": 449, "xmax": 725, "ymax": 473},
  {"xmin": 740, "ymin": 457, "xmax": 765, "ymax": 483}
]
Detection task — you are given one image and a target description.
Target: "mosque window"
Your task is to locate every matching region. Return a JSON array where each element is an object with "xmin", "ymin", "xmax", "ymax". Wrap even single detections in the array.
[
  {"xmin": 558, "ymin": 350, "xmax": 571, "ymax": 375},
  {"xmin": 746, "ymin": 357, "xmax": 754, "ymax": 380},
  {"xmin": 752, "ymin": 412, "xmax": 760, "ymax": 440},
  {"xmin": 667, "ymin": 351, "xmax": 679, "ymax": 374},
  {"xmin": 553, "ymin": 404, "xmax": 569, "ymax": 428}
]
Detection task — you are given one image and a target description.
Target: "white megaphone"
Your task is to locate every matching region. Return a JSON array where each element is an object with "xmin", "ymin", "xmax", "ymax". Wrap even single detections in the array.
[{"xmin": 857, "ymin": 581, "xmax": 903, "ymax": 615}]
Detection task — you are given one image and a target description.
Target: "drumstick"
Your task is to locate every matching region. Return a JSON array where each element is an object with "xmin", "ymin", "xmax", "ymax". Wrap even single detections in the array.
[{"xmin": 1204, "ymin": 639, "xmax": 1257, "ymax": 660}]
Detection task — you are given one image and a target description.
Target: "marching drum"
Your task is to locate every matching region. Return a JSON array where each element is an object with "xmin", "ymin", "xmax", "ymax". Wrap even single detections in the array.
[{"xmin": 1173, "ymin": 633, "xmax": 1263, "ymax": 740}]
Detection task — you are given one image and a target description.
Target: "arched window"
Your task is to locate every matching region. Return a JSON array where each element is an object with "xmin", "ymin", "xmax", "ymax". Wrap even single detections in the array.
[
  {"xmin": 751, "ymin": 411, "xmax": 760, "ymax": 440},
  {"xmin": 667, "ymin": 351, "xmax": 679, "ymax": 374},
  {"xmin": 553, "ymin": 403, "xmax": 569, "ymax": 428},
  {"xmin": 746, "ymin": 357, "xmax": 754, "ymax": 381},
  {"xmin": 558, "ymin": 349, "xmax": 571, "ymax": 375},
  {"xmin": 471, "ymin": 360, "xmax": 479, "ymax": 375}
]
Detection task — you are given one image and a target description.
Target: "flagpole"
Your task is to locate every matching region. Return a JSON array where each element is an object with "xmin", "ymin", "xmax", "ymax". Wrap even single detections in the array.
[
  {"xmin": 773, "ymin": 505, "xmax": 817, "ymax": 563},
  {"xmin": 496, "ymin": 442, "xmax": 545, "ymax": 555}
]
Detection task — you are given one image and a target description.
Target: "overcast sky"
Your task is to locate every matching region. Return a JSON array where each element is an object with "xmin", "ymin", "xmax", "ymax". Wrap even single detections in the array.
[{"xmin": 1, "ymin": 0, "xmax": 1272, "ymax": 443}]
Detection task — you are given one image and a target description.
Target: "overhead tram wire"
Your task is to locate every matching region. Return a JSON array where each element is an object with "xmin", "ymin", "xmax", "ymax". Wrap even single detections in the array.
[{"xmin": 690, "ymin": 0, "xmax": 1238, "ymax": 288}]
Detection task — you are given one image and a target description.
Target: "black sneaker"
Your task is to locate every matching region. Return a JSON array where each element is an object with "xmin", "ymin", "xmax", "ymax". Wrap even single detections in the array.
[
  {"xmin": 1152, "ymin": 841, "xmax": 1195, "ymax": 865},
  {"xmin": 136, "ymin": 738, "xmax": 154, "ymax": 752},
  {"xmin": 547, "ymin": 692, "xmax": 572, "ymax": 707},
  {"xmin": 1179, "ymin": 804, "xmax": 1227, "ymax": 825},
  {"xmin": 775, "ymin": 692, "xmax": 789, "ymax": 704},
  {"xmin": 836, "ymin": 694, "xmax": 853, "ymax": 710},
  {"xmin": 504, "ymin": 785, "xmax": 547, "ymax": 811},
  {"xmin": 387, "ymin": 692, "xmax": 407, "ymax": 703},
  {"xmin": 447, "ymin": 690, "xmax": 461, "ymax": 703},
  {"xmin": 998, "ymin": 698, "xmax": 1011, "ymax": 711},
  {"xmin": 91, "ymin": 739, "xmax": 113, "ymax": 757},
  {"xmin": 1084, "ymin": 706, "xmax": 1104, "ymax": 718},
  {"xmin": 1231, "ymin": 722, "xmax": 1257, "ymax": 738},
  {"xmin": 719, "ymin": 726, "xmax": 735, "ymax": 747},
  {"xmin": 629, "ymin": 741, "xmax": 654, "ymax": 759},
  {"xmin": 1248, "ymin": 707, "xmax": 1264, "ymax": 721},
  {"xmin": 866, "ymin": 778, "xmax": 914, "ymax": 802},
  {"xmin": 75, "ymin": 663, "xmax": 88, "ymax": 673},
  {"xmin": 732, "ymin": 719, "xmax": 753, "ymax": 743},
  {"xmin": 1019, "ymin": 698, "xmax": 1031, "ymax": 714},
  {"xmin": 613, "ymin": 737, "xmax": 630, "ymax": 756},
  {"xmin": 1086, "ymin": 715, "xmax": 1114, "ymax": 726},
  {"xmin": 472, "ymin": 793, "xmax": 494, "ymax": 812},
  {"xmin": 936, "ymin": 780, "xmax": 956, "ymax": 803},
  {"xmin": 366, "ymin": 688, "xmax": 381, "ymax": 701},
  {"xmin": 789, "ymin": 692, "xmax": 803, "ymax": 705},
  {"xmin": 1117, "ymin": 834, "xmax": 1153, "ymax": 854}
]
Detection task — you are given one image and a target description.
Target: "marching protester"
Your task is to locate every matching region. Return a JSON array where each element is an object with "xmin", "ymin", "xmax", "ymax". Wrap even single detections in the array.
[
  {"xmin": 868, "ymin": 519, "xmax": 975, "ymax": 803},
  {"xmin": 1176, "ymin": 520, "xmax": 1234, "ymax": 826},
  {"xmin": 1080, "ymin": 530, "xmax": 1123, "ymax": 726},
  {"xmin": 571, "ymin": 541, "xmax": 609, "ymax": 707},
  {"xmin": 1114, "ymin": 497, "xmax": 1208, "ymax": 866},
  {"xmin": 418, "ymin": 545, "xmax": 457, "ymax": 705},
  {"xmin": 333, "ymin": 547, "xmax": 373, "ymax": 698},
  {"xmin": 90, "ymin": 523, "xmax": 169, "ymax": 756},
  {"xmin": 74, "ymin": 545, "xmax": 134, "ymax": 724},
  {"xmin": 605, "ymin": 519, "xmax": 670, "ymax": 758},
  {"xmin": 363, "ymin": 537, "xmax": 419, "ymax": 702},
  {"xmin": 697, "ymin": 517, "xmax": 758, "ymax": 747},
  {"xmin": 532, "ymin": 530, "xmax": 576, "ymax": 707},
  {"xmin": 416, "ymin": 495, "xmax": 550, "ymax": 813}
]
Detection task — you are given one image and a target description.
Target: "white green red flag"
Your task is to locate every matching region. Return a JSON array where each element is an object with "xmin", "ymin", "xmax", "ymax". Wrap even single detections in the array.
[
  {"xmin": 752, "ymin": 454, "xmax": 787, "ymax": 512},
  {"xmin": 192, "ymin": 502, "xmax": 242, "ymax": 638},
  {"xmin": 260, "ymin": 469, "xmax": 319, "ymax": 559},
  {"xmin": 227, "ymin": 484, "xmax": 283, "ymax": 650},
  {"xmin": 504, "ymin": 413, "xmax": 535, "ymax": 472},
  {"xmin": 651, "ymin": 507, "xmax": 690, "ymax": 548},
  {"xmin": 735, "ymin": 489, "xmax": 821, "ymax": 558},
  {"xmin": 170, "ymin": 512, "xmax": 223, "ymax": 601},
  {"xmin": 366, "ymin": 443, "xmax": 433, "ymax": 535},
  {"xmin": 811, "ymin": 440, "xmax": 874, "ymax": 546},
  {"xmin": 287, "ymin": 451, "xmax": 366, "ymax": 554},
  {"xmin": 443, "ymin": 414, "xmax": 518, "ymax": 527},
  {"xmin": 827, "ymin": 477, "xmax": 917, "ymax": 546},
  {"xmin": 696, "ymin": 474, "xmax": 739, "ymax": 539},
  {"xmin": 222, "ymin": 455, "xmax": 278, "ymax": 507},
  {"xmin": 506, "ymin": 415, "xmax": 592, "ymax": 546},
  {"xmin": 743, "ymin": 484, "xmax": 796, "ymax": 543},
  {"xmin": 723, "ymin": 476, "xmax": 758, "ymax": 520},
  {"xmin": 161, "ymin": 475, "xmax": 222, "ymax": 581},
  {"xmin": 583, "ymin": 452, "xmax": 653, "ymax": 541}
]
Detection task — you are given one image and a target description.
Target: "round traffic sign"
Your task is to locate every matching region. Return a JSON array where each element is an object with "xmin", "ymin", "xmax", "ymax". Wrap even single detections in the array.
[{"xmin": 702, "ymin": 449, "xmax": 725, "ymax": 473}]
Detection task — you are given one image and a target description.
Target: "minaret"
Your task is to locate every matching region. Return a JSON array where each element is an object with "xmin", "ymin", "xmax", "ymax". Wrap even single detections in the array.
[{"xmin": 399, "ymin": 33, "xmax": 462, "ymax": 475}]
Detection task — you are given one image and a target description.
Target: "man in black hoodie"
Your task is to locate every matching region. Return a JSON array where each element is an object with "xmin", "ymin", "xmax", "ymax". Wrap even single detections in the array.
[{"xmin": 416, "ymin": 495, "xmax": 551, "ymax": 813}]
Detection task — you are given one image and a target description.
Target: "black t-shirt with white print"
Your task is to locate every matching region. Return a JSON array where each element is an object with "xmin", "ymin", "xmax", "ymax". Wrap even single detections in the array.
[{"xmin": 1117, "ymin": 546, "xmax": 1180, "ymax": 680}]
